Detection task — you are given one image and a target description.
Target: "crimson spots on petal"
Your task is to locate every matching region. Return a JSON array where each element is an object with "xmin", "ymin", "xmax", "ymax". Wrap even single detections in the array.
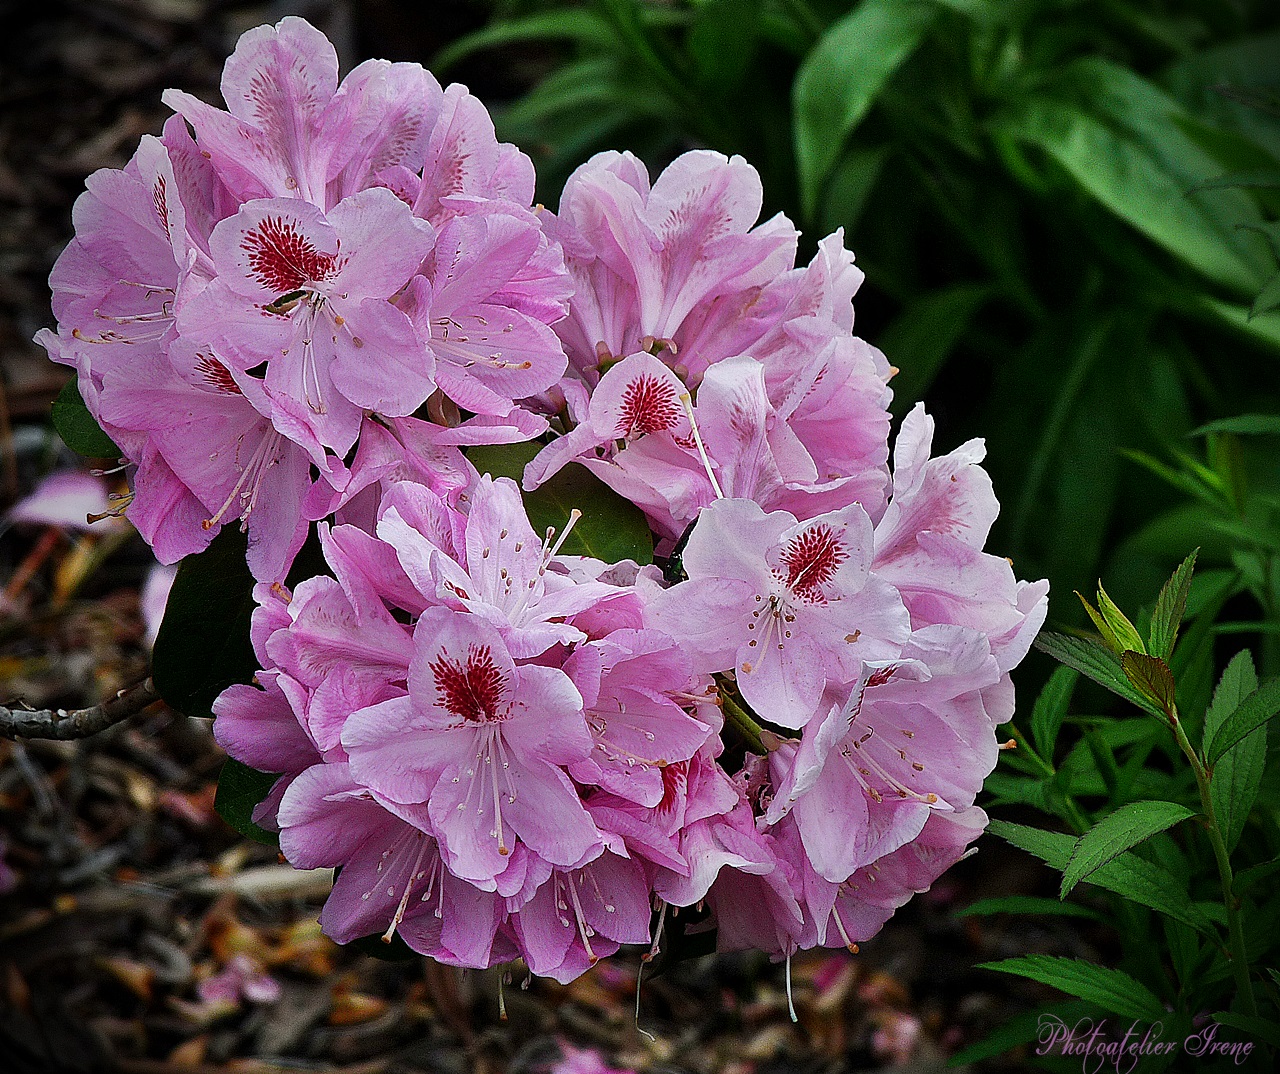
[
  {"xmin": 616, "ymin": 374, "xmax": 682, "ymax": 439},
  {"xmin": 430, "ymin": 644, "xmax": 509, "ymax": 722},
  {"xmin": 779, "ymin": 524, "xmax": 848, "ymax": 601},
  {"xmin": 864, "ymin": 664, "xmax": 901, "ymax": 689},
  {"xmin": 196, "ymin": 352, "xmax": 243, "ymax": 395},
  {"xmin": 241, "ymin": 215, "xmax": 337, "ymax": 294}
]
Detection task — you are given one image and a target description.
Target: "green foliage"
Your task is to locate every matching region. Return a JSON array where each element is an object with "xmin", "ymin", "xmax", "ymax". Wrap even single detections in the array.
[
  {"xmin": 153, "ymin": 527, "xmax": 258, "ymax": 720},
  {"xmin": 989, "ymin": 555, "xmax": 1280, "ymax": 1057},
  {"xmin": 467, "ymin": 442, "xmax": 655, "ymax": 564},
  {"xmin": 213, "ymin": 759, "xmax": 280, "ymax": 846},
  {"xmin": 51, "ymin": 380, "xmax": 119, "ymax": 458}
]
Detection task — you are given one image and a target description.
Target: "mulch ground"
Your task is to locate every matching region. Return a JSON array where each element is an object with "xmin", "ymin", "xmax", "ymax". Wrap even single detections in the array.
[{"xmin": 0, "ymin": 2, "xmax": 1098, "ymax": 1070}]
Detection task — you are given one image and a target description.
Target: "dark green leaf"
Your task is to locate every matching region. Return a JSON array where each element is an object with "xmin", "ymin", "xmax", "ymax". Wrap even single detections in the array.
[
  {"xmin": 1034, "ymin": 633, "xmax": 1167, "ymax": 719},
  {"xmin": 988, "ymin": 820, "xmax": 1214, "ymax": 934},
  {"xmin": 153, "ymin": 526, "xmax": 258, "ymax": 719},
  {"xmin": 51, "ymin": 379, "xmax": 120, "ymax": 458},
  {"xmin": 1148, "ymin": 550, "xmax": 1198, "ymax": 661},
  {"xmin": 881, "ymin": 284, "xmax": 992, "ymax": 413},
  {"xmin": 793, "ymin": 0, "xmax": 936, "ymax": 219},
  {"xmin": 467, "ymin": 443, "xmax": 653, "ymax": 564},
  {"xmin": 1120, "ymin": 651, "xmax": 1177, "ymax": 717},
  {"xmin": 1030, "ymin": 666, "xmax": 1077, "ymax": 760},
  {"xmin": 1209, "ymin": 1012, "xmax": 1280, "ymax": 1051},
  {"xmin": 1206, "ymin": 651, "xmax": 1267, "ymax": 850},
  {"xmin": 947, "ymin": 1002, "xmax": 1094, "ymax": 1067},
  {"xmin": 1061, "ymin": 800, "xmax": 1196, "ymax": 897},
  {"xmin": 213, "ymin": 759, "xmax": 279, "ymax": 846},
  {"xmin": 978, "ymin": 956, "xmax": 1166, "ymax": 1022},
  {"xmin": 1206, "ymin": 678, "xmax": 1280, "ymax": 766},
  {"xmin": 1252, "ymin": 272, "xmax": 1280, "ymax": 319},
  {"xmin": 431, "ymin": 11, "xmax": 616, "ymax": 74},
  {"xmin": 955, "ymin": 896, "xmax": 1103, "ymax": 922},
  {"xmin": 1190, "ymin": 414, "xmax": 1280, "ymax": 437},
  {"xmin": 1002, "ymin": 59, "xmax": 1271, "ymax": 294},
  {"xmin": 1234, "ymin": 855, "xmax": 1280, "ymax": 897}
]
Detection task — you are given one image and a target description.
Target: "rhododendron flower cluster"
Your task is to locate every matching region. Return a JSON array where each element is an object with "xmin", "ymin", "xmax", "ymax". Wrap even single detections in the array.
[{"xmin": 41, "ymin": 18, "xmax": 1049, "ymax": 984}]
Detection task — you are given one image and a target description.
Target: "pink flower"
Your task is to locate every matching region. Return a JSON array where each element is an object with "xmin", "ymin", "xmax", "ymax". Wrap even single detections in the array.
[
  {"xmin": 646, "ymin": 497, "xmax": 909, "ymax": 727},
  {"xmin": 180, "ymin": 189, "xmax": 435, "ymax": 454},
  {"xmin": 343, "ymin": 608, "xmax": 601, "ymax": 885}
]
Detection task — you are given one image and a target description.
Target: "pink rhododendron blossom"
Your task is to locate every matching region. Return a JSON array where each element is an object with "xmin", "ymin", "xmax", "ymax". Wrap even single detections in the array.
[
  {"xmin": 646, "ymin": 497, "xmax": 910, "ymax": 727},
  {"xmin": 48, "ymin": 15, "xmax": 1051, "ymax": 989}
]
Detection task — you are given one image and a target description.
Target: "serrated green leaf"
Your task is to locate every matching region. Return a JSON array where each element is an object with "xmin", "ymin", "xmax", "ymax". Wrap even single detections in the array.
[
  {"xmin": 467, "ymin": 443, "xmax": 653, "ymax": 565},
  {"xmin": 793, "ymin": 0, "xmax": 936, "ymax": 219},
  {"xmin": 1030, "ymin": 668, "xmax": 1077, "ymax": 759},
  {"xmin": 1190, "ymin": 414, "xmax": 1280, "ymax": 437},
  {"xmin": 979, "ymin": 956, "xmax": 1166, "ymax": 1022},
  {"xmin": 955, "ymin": 896, "xmax": 1104, "ymax": 921},
  {"xmin": 213, "ymin": 758, "xmax": 279, "ymax": 846},
  {"xmin": 988, "ymin": 819, "xmax": 1214, "ymax": 934},
  {"xmin": 1061, "ymin": 800, "xmax": 1196, "ymax": 897},
  {"xmin": 1120, "ymin": 651, "xmax": 1177, "ymax": 717},
  {"xmin": 1206, "ymin": 678, "xmax": 1280, "ymax": 766},
  {"xmin": 153, "ymin": 527, "xmax": 258, "ymax": 719},
  {"xmin": 1148, "ymin": 550, "xmax": 1198, "ymax": 661},
  {"xmin": 1034, "ymin": 633, "xmax": 1167, "ymax": 719},
  {"xmin": 1206, "ymin": 653, "xmax": 1268, "ymax": 850},
  {"xmin": 51, "ymin": 379, "xmax": 120, "ymax": 458}
]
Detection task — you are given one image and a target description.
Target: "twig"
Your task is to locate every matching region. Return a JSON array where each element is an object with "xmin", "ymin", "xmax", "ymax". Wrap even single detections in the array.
[{"xmin": 0, "ymin": 678, "xmax": 160, "ymax": 740}]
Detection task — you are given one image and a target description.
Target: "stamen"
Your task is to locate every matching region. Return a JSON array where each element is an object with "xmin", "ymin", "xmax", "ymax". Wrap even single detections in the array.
[
  {"xmin": 679, "ymin": 392, "xmax": 723, "ymax": 499},
  {"xmin": 785, "ymin": 950, "xmax": 797, "ymax": 1023}
]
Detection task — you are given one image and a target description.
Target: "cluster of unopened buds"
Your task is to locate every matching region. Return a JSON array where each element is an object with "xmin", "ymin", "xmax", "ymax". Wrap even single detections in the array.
[{"xmin": 42, "ymin": 18, "xmax": 1048, "ymax": 985}]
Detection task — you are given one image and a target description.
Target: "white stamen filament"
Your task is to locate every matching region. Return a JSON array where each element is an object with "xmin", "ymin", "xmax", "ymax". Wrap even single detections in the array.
[{"xmin": 679, "ymin": 392, "xmax": 724, "ymax": 498}]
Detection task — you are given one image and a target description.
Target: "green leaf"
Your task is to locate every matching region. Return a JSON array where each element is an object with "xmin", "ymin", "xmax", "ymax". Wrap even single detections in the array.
[
  {"xmin": 153, "ymin": 527, "xmax": 258, "ymax": 719},
  {"xmin": 1002, "ymin": 59, "xmax": 1271, "ymax": 295},
  {"xmin": 1210, "ymin": 1012, "xmax": 1280, "ymax": 1051},
  {"xmin": 1191, "ymin": 169, "xmax": 1280, "ymax": 193},
  {"xmin": 1030, "ymin": 666, "xmax": 1078, "ymax": 758},
  {"xmin": 51, "ymin": 379, "xmax": 120, "ymax": 458},
  {"xmin": 1061, "ymin": 800, "xmax": 1196, "ymax": 897},
  {"xmin": 1148, "ymin": 550, "xmax": 1198, "ymax": 661},
  {"xmin": 978, "ymin": 956, "xmax": 1166, "ymax": 1022},
  {"xmin": 431, "ymin": 11, "xmax": 616, "ymax": 74},
  {"xmin": 213, "ymin": 759, "xmax": 279, "ymax": 846},
  {"xmin": 988, "ymin": 820, "xmax": 1215, "ymax": 934},
  {"xmin": 1033, "ymin": 633, "xmax": 1167, "ymax": 719},
  {"xmin": 1205, "ymin": 678, "xmax": 1280, "ymax": 766},
  {"xmin": 792, "ymin": 0, "xmax": 936, "ymax": 219},
  {"xmin": 1190, "ymin": 414, "xmax": 1280, "ymax": 437},
  {"xmin": 955, "ymin": 896, "xmax": 1104, "ymax": 922},
  {"xmin": 880, "ymin": 284, "xmax": 992, "ymax": 413},
  {"xmin": 1120, "ymin": 651, "xmax": 1177, "ymax": 717},
  {"xmin": 1253, "ymin": 271, "xmax": 1280, "ymax": 319},
  {"xmin": 1206, "ymin": 651, "xmax": 1267, "ymax": 851},
  {"xmin": 1233, "ymin": 855, "xmax": 1280, "ymax": 897},
  {"xmin": 467, "ymin": 443, "xmax": 653, "ymax": 565},
  {"xmin": 947, "ymin": 1002, "xmax": 1094, "ymax": 1067},
  {"xmin": 1097, "ymin": 585, "xmax": 1146, "ymax": 655}
]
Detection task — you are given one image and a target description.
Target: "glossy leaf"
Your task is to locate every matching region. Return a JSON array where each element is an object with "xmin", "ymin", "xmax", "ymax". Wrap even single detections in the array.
[
  {"xmin": 1190, "ymin": 414, "xmax": 1280, "ymax": 438},
  {"xmin": 51, "ymin": 380, "xmax": 120, "ymax": 458},
  {"xmin": 213, "ymin": 759, "xmax": 279, "ymax": 846},
  {"xmin": 979, "ymin": 955, "xmax": 1166, "ymax": 1022},
  {"xmin": 467, "ymin": 442, "xmax": 654, "ymax": 564},
  {"xmin": 1061, "ymin": 800, "xmax": 1196, "ymax": 897},
  {"xmin": 793, "ymin": 0, "xmax": 936, "ymax": 218},
  {"xmin": 955, "ymin": 896, "xmax": 1104, "ymax": 922},
  {"xmin": 153, "ymin": 526, "xmax": 257, "ymax": 719},
  {"xmin": 432, "ymin": 10, "xmax": 616, "ymax": 73}
]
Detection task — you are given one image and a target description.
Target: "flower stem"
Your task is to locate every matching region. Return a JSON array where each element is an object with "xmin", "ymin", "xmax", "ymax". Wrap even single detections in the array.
[
  {"xmin": 1169, "ymin": 708, "xmax": 1258, "ymax": 1017},
  {"xmin": 718, "ymin": 687, "xmax": 767, "ymax": 755}
]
